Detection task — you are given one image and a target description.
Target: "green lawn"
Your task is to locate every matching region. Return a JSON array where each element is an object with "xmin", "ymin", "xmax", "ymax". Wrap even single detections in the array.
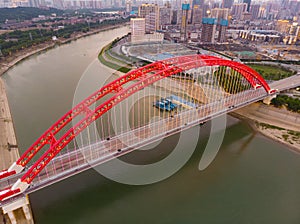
[
  {"xmin": 247, "ymin": 64, "xmax": 295, "ymax": 80},
  {"xmin": 98, "ymin": 43, "xmax": 131, "ymax": 73}
]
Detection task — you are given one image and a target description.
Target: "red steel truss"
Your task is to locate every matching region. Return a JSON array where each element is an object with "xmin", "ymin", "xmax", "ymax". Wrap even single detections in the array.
[{"xmin": 0, "ymin": 54, "xmax": 273, "ymax": 201}]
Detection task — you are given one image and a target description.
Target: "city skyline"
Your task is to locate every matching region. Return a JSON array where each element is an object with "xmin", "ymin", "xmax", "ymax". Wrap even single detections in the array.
[{"xmin": 0, "ymin": 0, "xmax": 299, "ymax": 9}]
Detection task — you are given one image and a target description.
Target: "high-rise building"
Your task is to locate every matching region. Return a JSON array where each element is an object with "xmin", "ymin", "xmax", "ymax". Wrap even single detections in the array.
[
  {"xmin": 177, "ymin": 9, "xmax": 183, "ymax": 25},
  {"xmin": 211, "ymin": 8, "xmax": 229, "ymax": 21},
  {"xmin": 281, "ymin": 0, "xmax": 289, "ymax": 9},
  {"xmin": 211, "ymin": 8, "xmax": 229, "ymax": 43},
  {"xmin": 202, "ymin": 4, "xmax": 210, "ymax": 17},
  {"xmin": 53, "ymin": 0, "xmax": 64, "ymax": 8},
  {"xmin": 131, "ymin": 18, "xmax": 145, "ymax": 35},
  {"xmin": 191, "ymin": 0, "xmax": 203, "ymax": 24},
  {"xmin": 289, "ymin": 0, "xmax": 300, "ymax": 16},
  {"xmin": 131, "ymin": 18, "xmax": 146, "ymax": 42},
  {"xmin": 113, "ymin": 0, "xmax": 122, "ymax": 8},
  {"xmin": 250, "ymin": 4, "xmax": 260, "ymax": 20},
  {"xmin": 29, "ymin": 0, "xmax": 40, "ymax": 7},
  {"xmin": 159, "ymin": 6, "xmax": 172, "ymax": 29},
  {"xmin": 192, "ymin": 5, "xmax": 203, "ymax": 24},
  {"xmin": 201, "ymin": 17, "xmax": 217, "ymax": 43},
  {"xmin": 222, "ymin": 0, "xmax": 233, "ymax": 9},
  {"xmin": 192, "ymin": 0, "xmax": 204, "ymax": 8},
  {"xmin": 126, "ymin": 0, "xmax": 132, "ymax": 14},
  {"xmin": 218, "ymin": 19, "xmax": 228, "ymax": 42},
  {"xmin": 181, "ymin": 3, "xmax": 190, "ymax": 42},
  {"xmin": 138, "ymin": 3, "xmax": 159, "ymax": 33},
  {"xmin": 138, "ymin": 3, "xmax": 159, "ymax": 18},
  {"xmin": 145, "ymin": 12, "xmax": 158, "ymax": 33},
  {"xmin": 171, "ymin": 10, "xmax": 178, "ymax": 25},
  {"xmin": 232, "ymin": 3, "xmax": 247, "ymax": 19},
  {"xmin": 243, "ymin": 0, "xmax": 251, "ymax": 12}
]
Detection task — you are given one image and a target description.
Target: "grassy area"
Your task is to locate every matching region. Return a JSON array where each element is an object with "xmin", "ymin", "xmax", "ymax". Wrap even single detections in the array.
[
  {"xmin": 247, "ymin": 64, "xmax": 296, "ymax": 80},
  {"xmin": 98, "ymin": 53, "xmax": 131, "ymax": 73},
  {"xmin": 255, "ymin": 122, "xmax": 300, "ymax": 147},
  {"xmin": 287, "ymin": 130, "xmax": 300, "ymax": 138},
  {"xmin": 256, "ymin": 122, "xmax": 285, "ymax": 131},
  {"xmin": 98, "ymin": 42, "xmax": 132, "ymax": 73}
]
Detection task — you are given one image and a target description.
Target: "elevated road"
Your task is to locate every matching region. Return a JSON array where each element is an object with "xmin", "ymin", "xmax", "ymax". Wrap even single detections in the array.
[{"xmin": 270, "ymin": 74, "xmax": 300, "ymax": 91}]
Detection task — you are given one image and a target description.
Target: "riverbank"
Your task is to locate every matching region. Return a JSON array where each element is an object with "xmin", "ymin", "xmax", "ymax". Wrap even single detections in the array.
[
  {"xmin": 0, "ymin": 22, "xmax": 128, "ymax": 224},
  {"xmin": 233, "ymin": 102, "xmax": 300, "ymax": 153},
  {"xmin": 0, "ymin": 78, "xmax": 20, "ymax": 170},
  {"xmin": 0, "ymin": 78, "xmax": 34, "ymax": 224},
  {"xmin": 0, "ymin": 23, "xmax": 129, "ymax": 77}
]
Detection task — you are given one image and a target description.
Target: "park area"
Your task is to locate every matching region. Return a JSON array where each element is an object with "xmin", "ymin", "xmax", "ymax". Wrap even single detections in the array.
[{"xmin": 247, "ymin": 63, "xmax": 296, "ymax": 81}]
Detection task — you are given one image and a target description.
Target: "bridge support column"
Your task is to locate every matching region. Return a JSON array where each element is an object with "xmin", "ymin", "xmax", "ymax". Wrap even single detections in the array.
[
  {"xmin": 2, "ymin": 196, "xmax": 34, "ymax": 224},
  {"xmin": 7, "ymin": 211, "xmax": 17, "ymax": 224},
  {"xmin": 263, "ymin": 94, "xmax": 277, "ymax": 105},
  {"xmin": 22, "ymin": 204, "xmax": 32, "ymax": 221}
]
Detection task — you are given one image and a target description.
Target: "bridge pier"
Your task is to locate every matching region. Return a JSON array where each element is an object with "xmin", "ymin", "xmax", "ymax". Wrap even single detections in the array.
[
  {"xmin": 263, "ymin": 94, "xmax": 277, "ymax": 105},
  {"xmin": 2, "ymin": 197, "xmax": 34, "ymax": 224}
]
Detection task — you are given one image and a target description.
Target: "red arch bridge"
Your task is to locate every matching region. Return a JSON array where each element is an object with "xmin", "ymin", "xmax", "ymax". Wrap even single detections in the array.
[{"xmin": 0, "ymin": 54, "xmax": 280, "ymax": 204}]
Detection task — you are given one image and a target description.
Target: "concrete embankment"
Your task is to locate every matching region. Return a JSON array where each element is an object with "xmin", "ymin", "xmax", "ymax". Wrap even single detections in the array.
[
  {"xmin": 0, "ymin": 78, "xmax": 34, "ymax": 224},
  {"xmin": 0, "ymin": 78, "xmax": 19, "ymax": 170}
]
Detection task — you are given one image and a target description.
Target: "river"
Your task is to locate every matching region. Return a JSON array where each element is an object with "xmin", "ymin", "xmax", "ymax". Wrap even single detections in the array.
[{"xmin": 2, "ymin": 26, "xmax": 300, "ymax": 224}]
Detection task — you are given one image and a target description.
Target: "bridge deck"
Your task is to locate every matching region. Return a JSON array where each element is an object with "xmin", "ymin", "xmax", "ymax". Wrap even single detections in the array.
[{"xmin": 0, "ymin": 87, "xmax": 269, "ymax": 206}]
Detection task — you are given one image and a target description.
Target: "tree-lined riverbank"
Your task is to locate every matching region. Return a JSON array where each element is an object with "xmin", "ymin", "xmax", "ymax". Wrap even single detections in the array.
[{"xmin": 0, "ymin": 22, "xmax": 129, "ymax": 77}]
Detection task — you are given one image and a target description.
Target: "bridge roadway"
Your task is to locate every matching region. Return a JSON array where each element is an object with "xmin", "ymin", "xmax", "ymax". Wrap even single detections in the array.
[
  {"xmin": 269, "ymin": 74, "xmax": 300, "ymax": 91},
  {"xmin": 0, "ymin": 75, "xmax": 299, "ymax": 207},
  {"xmin": 0, "ymin": 87, "xmax": 267, "ymax": 206}
]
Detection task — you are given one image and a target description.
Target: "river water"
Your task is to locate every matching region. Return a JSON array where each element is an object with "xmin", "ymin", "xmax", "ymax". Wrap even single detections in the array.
[{"xmin": 2, "ymin": 27, "xmax": 300, "ymax": 224}]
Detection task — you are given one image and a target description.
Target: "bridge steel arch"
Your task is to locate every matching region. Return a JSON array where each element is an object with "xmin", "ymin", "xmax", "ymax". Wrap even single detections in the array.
[
  {"xmin": 0, "ymin": 54, "xmax": 273, "ymax": 201},
  {"xmin": 0, "ymin": 56, "xmax": 193, "ymax": 179}
]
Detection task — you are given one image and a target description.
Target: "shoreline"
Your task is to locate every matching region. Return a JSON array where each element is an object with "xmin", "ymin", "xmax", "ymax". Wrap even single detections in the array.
[
  {"xmin": 0, "ymin": 72, "xmax": 34, "ymax": 223},
  {"xmin": 0, "ymin": 23, "xmax": 129, "ymax": 77},
  {"xmin": 232, "ymin": 105, "xmax": 300, "ymax": 154}
]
